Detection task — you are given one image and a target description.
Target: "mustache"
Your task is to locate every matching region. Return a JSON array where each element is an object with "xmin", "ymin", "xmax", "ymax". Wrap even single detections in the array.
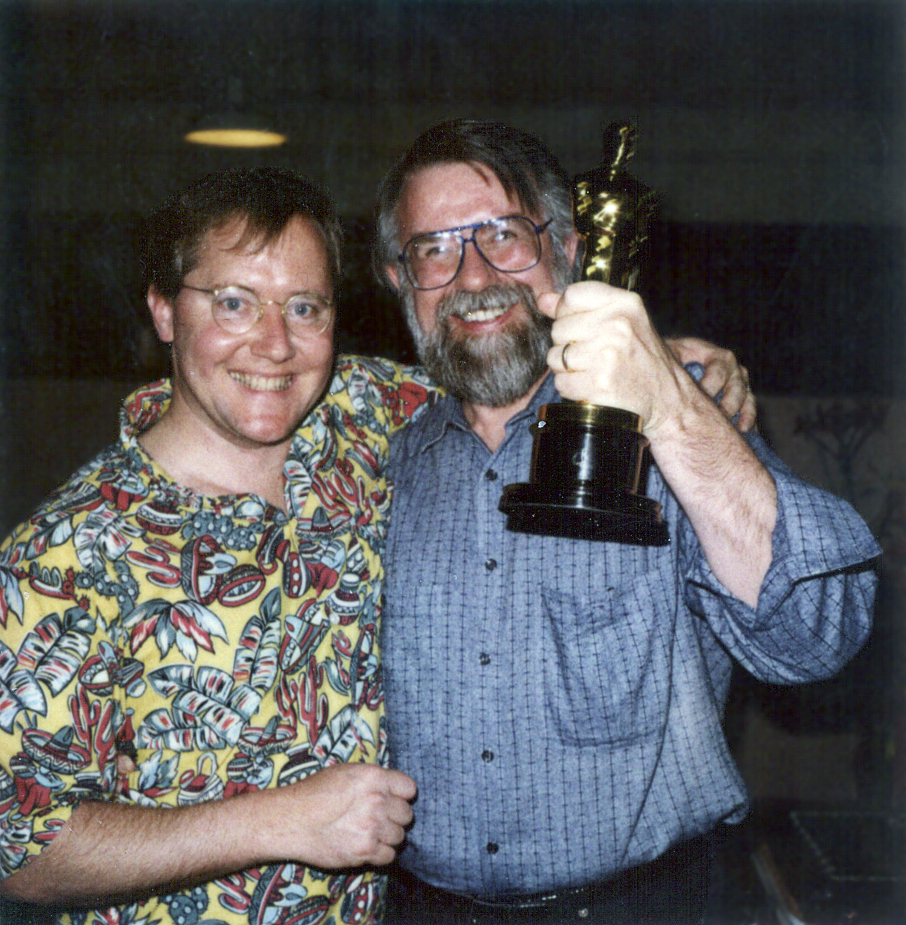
[
  {"xmin": 406, "ymin": 279, "xmax": 553, "ymax": 407},
  {"xmin": 436, "ymin": 283, "xmax": 539, "ymax": 322}
]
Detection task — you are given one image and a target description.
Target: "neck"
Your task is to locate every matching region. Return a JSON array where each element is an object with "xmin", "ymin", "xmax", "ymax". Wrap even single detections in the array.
[
  {"xmin": 461, "ymin": 373, "xmax": 548, "ymax": 451},
  {"xmin": 139, "ymin": 412, "xmax": 292, "ymax": 511}
]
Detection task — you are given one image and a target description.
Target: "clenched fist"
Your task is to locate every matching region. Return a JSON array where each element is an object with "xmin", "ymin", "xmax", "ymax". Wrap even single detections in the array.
[{"xmin": 257, "ymin": 763, "xmax": 417, "ymax": 869}]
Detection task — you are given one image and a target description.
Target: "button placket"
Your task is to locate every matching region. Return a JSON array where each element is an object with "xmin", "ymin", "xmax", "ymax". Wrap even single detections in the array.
[{"xmin": 476, "ymin": 458, "xmax": 501, "ymax": 695}]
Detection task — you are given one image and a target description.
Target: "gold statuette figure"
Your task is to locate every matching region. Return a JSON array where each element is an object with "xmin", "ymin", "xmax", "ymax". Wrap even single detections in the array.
[
  {"xmin": 499, "ymin": 122, "xmax": 668, "ymax": 545},
  {"xmin": 574, "ymin": 122, "xmax": 657, "ymax": 289}
]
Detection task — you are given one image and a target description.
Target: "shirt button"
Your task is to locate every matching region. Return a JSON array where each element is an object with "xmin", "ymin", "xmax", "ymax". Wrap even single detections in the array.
[
  {"xmin": 479, "ymin": 652, "xmax": 491, "ymax": 666},
  {"xmin": 484, "ymin": 558, "xmax": 497, "ymax": 572},
  {"xmin": 486, "ymin": 842, "xmax": 499, "ymax": 854},
  {"xmin": 485, "ymin": 469, "xmax": 498, "ymax": 481},
  {"xmin": 481, "ymin": 750, "xmax": 494, "ymax": 762}
]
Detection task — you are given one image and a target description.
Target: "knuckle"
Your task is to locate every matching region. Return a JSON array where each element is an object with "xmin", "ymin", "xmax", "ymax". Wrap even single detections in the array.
[{"xmin": 625, "ymin": 291, "xmax": 645, "ymax": 313}]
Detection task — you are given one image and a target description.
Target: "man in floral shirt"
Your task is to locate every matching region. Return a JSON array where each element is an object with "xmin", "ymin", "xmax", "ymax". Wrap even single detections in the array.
[{"xmin": 0, "ymin": 167, "xmax": 435, "ymax": 925}]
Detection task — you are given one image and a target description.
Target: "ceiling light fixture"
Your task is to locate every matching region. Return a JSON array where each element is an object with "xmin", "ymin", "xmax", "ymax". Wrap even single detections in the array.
[
  {"xmin": 184, "ymin": 77, "xmax": 287, "ymax": 148},
  {"xmin": 184, "ymin": 118, "xmax": 287, "ymax": 148}
]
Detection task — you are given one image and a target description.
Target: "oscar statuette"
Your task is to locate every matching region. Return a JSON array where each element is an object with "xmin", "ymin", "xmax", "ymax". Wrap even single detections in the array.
[{"xmin": 498, "ymin": 122, "xmax": 669, "ymax": 545}]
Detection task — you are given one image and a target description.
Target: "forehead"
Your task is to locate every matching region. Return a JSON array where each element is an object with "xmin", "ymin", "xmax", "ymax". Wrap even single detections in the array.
[
  {"xmin": 192, "ymin": 215, "xmax": 330, "ymax": 285},
  {"xmin": 397, "ymin": 162, "xmax": 529, "ymax": 238}
]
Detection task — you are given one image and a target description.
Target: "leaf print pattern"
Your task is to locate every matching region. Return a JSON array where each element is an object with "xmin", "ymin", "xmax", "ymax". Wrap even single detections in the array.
[
  {"xmin": 142, "ymin": 665, "xmax": 261, "ymax": 749},
  {"xmin": 233, "ymin": 591, "xmax": 282, "ymax": 692},
  {"xmin": 23, "ymin": 509, "xmax": 76, "ymax": 562},
  {"xmin": 0, "ymin": 356, "xmax": 438, "ymax": 925},
  {"xmin": 0, "ymin": 569, "xmax": 25, "ymax": 628},
  {"xmin": 19, "ymin": 607, "xmax": 95, "ymax": 695},
  {"xmin": 125, "ymin": 598, "xmax": 230, "ymax": 661},
  {"xmin": 74, "ymin": 510, "xmax": 143, "ymax": 568},
  {"xmin": 0, "ymin": 642, "xmax": 47, "ymax": 732}
]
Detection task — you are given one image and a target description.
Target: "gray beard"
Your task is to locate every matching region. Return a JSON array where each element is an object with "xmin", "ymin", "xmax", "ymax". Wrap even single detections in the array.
[{"xmin": 403, "ymin": 282, "xmax": 553, "ymax": 407}]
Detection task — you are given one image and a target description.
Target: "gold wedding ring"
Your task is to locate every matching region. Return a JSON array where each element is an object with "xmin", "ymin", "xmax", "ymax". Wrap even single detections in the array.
[{"xmin": 561, "ymin": 341, "xmax": 574, "ymax": 371}]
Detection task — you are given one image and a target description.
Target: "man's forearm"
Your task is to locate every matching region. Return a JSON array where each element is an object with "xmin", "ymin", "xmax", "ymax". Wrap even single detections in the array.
[
  {"xmin": 0, "ymin": 794, "xmax": 264, "ymax": 906},
  {"xmin": 540, "ymin": 281, "xmax": 776, "ymax": 605},
  {"xmin": 649, "ymin": 372, "xmax": 777, "ymax": 608},
  {"xmin": 0, "ymin": 763, "xmax": 415, "ymax": 907}
]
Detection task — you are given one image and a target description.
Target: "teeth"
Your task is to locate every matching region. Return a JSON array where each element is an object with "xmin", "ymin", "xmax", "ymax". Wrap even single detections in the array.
[
  {"xmin": 230, "ymin": 373, "xmax": 292, "ymax": 392},
  {"xmin": 457, "ymin": 305, "xmax": 509, "ymax": 323}
]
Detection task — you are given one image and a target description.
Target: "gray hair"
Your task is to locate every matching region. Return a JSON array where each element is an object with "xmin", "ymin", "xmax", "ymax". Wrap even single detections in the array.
[{"xmin": 373, "ymin": 119, "xmax": 578, "ymax": 289}]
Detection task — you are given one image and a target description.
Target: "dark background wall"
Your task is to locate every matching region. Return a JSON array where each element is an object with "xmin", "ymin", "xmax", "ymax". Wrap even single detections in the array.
[
  {"xmin": 2, "ymin": 1, "xmax": 904, "ymax": 390},
  {"xmin": 1, "ymin": 0, "xmax": 904, "ymax": 814}
]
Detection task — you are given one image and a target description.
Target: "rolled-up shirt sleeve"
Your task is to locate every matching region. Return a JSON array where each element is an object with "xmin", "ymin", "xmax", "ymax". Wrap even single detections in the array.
[
  {"xmin": 0, "ymin": 559, "xmax": 122, "ymax": 879},
  {"xmin": 680, "ymin": 434, "xmax": 880, "ymax": 684}
]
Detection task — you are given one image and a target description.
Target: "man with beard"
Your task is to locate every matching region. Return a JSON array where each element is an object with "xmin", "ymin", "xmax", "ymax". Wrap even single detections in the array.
[{"xmin": 373, "ymin": 119, "xmax": 879, "ymax": 924}]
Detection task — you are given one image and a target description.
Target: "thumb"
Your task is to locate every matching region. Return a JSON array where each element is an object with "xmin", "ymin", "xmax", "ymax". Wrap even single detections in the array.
[
  {"xmin": 536, "ymin": 291, "xmax": 562, "ymax": 319},
  {"xmin": 386, "ymin": 769, "xmax": 418, "ymax": 800}
]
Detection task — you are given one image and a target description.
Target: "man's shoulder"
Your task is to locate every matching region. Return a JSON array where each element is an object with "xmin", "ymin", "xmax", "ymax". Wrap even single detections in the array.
[
  {"xmin": 330, "ymin": 354, "xmax": 437, "ymax": 392},
  {"xmin": 320, "ymin": 354, "xmax": 442, "ymax": 430},
  {"xmin": 387, "ymin": 388, "xmax": 455, "ymax": 469},
  {"xmin": 1, "ymin": 440, "xmax": 131, "ymax": 559}
]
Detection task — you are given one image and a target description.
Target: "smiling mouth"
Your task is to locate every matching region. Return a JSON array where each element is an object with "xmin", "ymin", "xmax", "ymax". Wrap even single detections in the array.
[
  {"xmin": 453, "ymin": 303, "xmax": 513, "ymax": 323},
  {"xmin": 230, "ymin": 372, "xmax": 293, "ymax": 392}
]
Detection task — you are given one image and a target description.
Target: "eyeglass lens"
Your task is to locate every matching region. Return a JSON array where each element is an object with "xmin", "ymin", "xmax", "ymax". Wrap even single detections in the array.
[
  {"xmin": 207, "ymin": 286, "xmax": 332, "ymax": 336},
  {"xmin": 403, "ymin": 216, "xmax": 544, "ymax": 290}
]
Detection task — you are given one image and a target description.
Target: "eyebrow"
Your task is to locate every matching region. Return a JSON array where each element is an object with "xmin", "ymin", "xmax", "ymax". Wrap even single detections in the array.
[
  {"xmin": 202, "ymin": 283, "xmax": 334, "ymax": 303},
  {"xmin": 407, "ymin": 214, "xmax": 529, "ymax": 240}
]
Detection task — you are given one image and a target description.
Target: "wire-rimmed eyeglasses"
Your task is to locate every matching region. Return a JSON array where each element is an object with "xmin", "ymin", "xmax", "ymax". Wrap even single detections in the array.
[
  {"xmin": 181, "ymin": 285, "xmax": 334, "ymax": 336},
  {"xmin": 398, "ymin": 215, "xmax": 553, "ymax": 291}
]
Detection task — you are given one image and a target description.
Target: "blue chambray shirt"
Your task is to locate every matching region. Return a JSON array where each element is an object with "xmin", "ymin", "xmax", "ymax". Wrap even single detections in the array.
[{"xmin": 382, "ymin": 371, "xmax": 879, "ymax": 898}]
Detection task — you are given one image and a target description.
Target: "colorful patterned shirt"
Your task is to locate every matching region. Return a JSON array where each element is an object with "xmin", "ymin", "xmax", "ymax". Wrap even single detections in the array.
[{"xmin": 0, "ymin": 355, "xmax": 435, "ymax": 925}]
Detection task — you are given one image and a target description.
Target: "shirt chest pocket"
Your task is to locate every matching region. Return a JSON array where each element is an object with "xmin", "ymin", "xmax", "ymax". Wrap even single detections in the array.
[{"xmin": 540, "ymin": 575, "xmax": 673, "ymax": 748}]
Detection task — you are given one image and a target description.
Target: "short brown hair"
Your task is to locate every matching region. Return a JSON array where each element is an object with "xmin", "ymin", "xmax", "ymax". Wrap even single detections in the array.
[{"xmin": 142, "ymin": 166, "xmax": 342, "ymax": 299}]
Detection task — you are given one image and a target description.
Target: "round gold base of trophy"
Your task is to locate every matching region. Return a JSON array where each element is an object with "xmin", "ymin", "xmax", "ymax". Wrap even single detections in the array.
[{"xmin": 499, "ymin": 482, "xmax": 668, "ymax": 545}]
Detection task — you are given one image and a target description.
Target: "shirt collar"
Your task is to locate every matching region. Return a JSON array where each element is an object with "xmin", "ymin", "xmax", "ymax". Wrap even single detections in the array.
[
  {"xmin": 119, "ymin": 378, "xmax": 172, "ymax": 444},
  {"xmin": 523, "ymin": 371, "xmax": 559, "ymax": 415},
  {"xmin": 412, "ymin": 371, "xmax": 558, "ymax": 454},
  {"xmin": 116, "ymin": 378, "xmax": 302, "ymax": 517}
]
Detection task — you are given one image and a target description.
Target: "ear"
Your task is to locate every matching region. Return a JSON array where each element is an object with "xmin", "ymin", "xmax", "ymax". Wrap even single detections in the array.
[
  {"xmin": 147, "ymin": 286, "xmax": 175, "ymax": 343},
  {"xmin": 384, "ymin": 263, "xmax": 401, "ymax": 292},
  {"xmin": 564, "ymin": 230, "xmax": 580, "ymax": 267}
]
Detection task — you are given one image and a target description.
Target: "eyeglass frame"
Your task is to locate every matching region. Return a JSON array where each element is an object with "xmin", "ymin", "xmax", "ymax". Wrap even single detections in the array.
[
  {"xmin": 180, "ymin": 284, "xmax": 334, "ymax": 336},
  {"xmin": 397, "ymin": 215, "xmax": 554, "ymax": 291}
]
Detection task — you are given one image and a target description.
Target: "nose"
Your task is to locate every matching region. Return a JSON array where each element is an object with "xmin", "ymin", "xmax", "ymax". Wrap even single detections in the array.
[
  {"xmin": 250, "ymin": 303, "xmax": 296, "ymax": 362},
  {"xmin": 455, "ymin": 238, "xmax": 499, "ymax": 289}
]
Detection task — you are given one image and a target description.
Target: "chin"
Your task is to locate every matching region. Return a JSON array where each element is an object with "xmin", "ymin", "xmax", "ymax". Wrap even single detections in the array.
[{"xmin": 233, "ymin": 415, "xmax": 304, "ymax": 448}]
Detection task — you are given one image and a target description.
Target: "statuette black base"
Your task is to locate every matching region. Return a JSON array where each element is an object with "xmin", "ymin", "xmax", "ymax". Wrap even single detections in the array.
[
  {"xmin": 499, "ymin": 401, "xmax": 669, "ymax": 546},
  {"xmin": 499, "ymin": 482, "xmax": 668, "ymax": 545}
]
